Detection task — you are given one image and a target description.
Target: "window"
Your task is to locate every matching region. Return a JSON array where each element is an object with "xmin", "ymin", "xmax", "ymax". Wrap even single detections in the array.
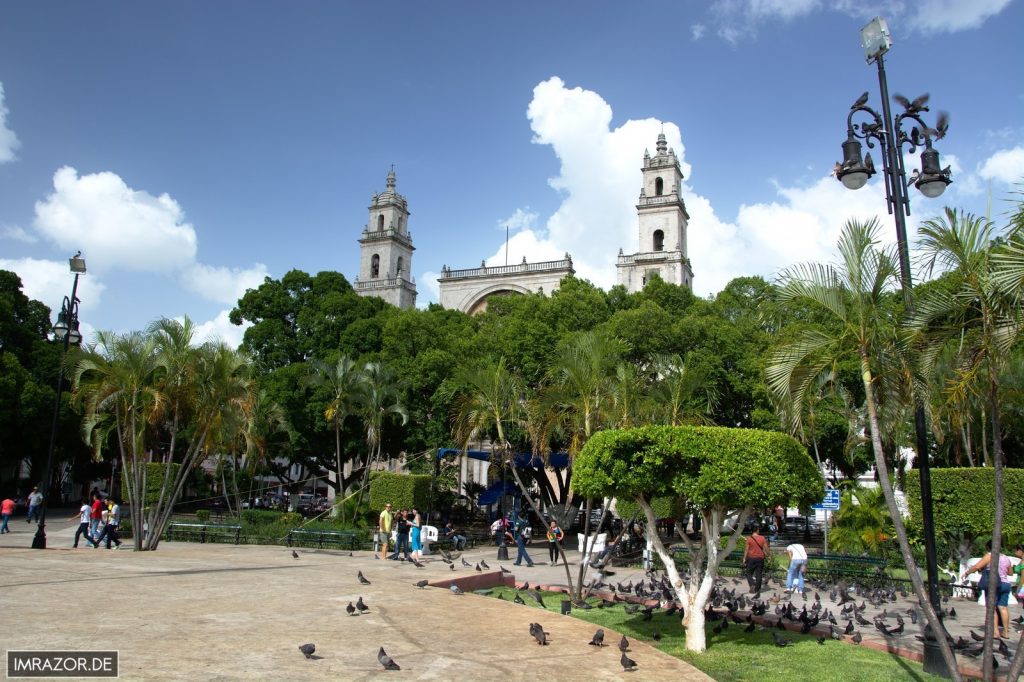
[
  {"xmin": 377, "ymin": 215, "xmax": 384, "ymax": 231},
  {"xmin": 371, "ymin": 254, "xmax": 380, "ymax": 278},
  {"xmin": 653, "ymin": 229, "xmax": 664, "ymax": 252},
  {"xmin": 396, "ymin": 256, "xmax": 404, "ymax": 276},
  {"xmin": 654, "ymin": 177, "xmax": 664, "ymax": 196}
]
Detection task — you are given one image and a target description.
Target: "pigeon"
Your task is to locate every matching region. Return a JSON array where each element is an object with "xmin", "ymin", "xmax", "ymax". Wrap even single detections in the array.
[
  {"xmin": 619, "ymin": 635, "xmax": 630, "ymax": 652},
  {"xmin": 772, "ymin": 632, "xmax": 792, "ymax": 648},
  {"xmin": 500, "ymin": 565, "xmax": 511, "ymax": 574},
  {"xmin": 414, "ymin": 579, "xmax": 429, "ymax": 589},
  {"xmin": 450, "ymin": 564, "xmax": 455, "ymax": 571},
  {"xmin": 356, "ymin": 597, "xmax": 369, "ymax": 613},
  {"xmin": 292, "ymin": 550, "xmax": 299, "ymax": 559},
  {"xmin": 620, "ymin": 651, "xmax": 637, "ymax": 671},
  {"xmin": 817, "ymin": 635, "xmax": 826, "ymax": 645},
  {"xmin": 358, "ymin": 571, "xmax": 371, "ymax": 585},
  {"xmin": 346, "ymin": 602, "xmax": 357, "ymax": 616},
  {"xmin": 851, "ymin": 91, "xmax": 869, "ymax": 109},
  {"xmin": 844, "ymin": 621, "xmax": 855, "ymax": 635},
  {"xmin": 514, "ymin": 592, "xmax": 526, "ymax": 605},
  {"xmin": 411, "ymin": 558, "xmax": 425, "ymax": 568},
  {"xmin": 948, "ymin": 607, "xmax": 957, "ymax": 619},
  {"xmin": 377, "ymin": 647, "xmax": 400, "ymax": 671},
  {"xmin": 744, "ymin": 621, "xmax": 756, "ymax": 633},
  {"xmin": 480, "ymin": 559, "xmax": 490, "ymax": 569},
  {"xmin": 450, "ymin": 584, "xmax": 464, "ymax": 595},
  {"xmin": 528, "ymin": 590, "xmax": 546, "ymax": 608},
  {"xmin": 476, "ymin": 563, "xmax": 482, "ymax": 572},
  {"xmin": 462, "ymin": 558, "xmax": 471, "ymax": 567},
  {"xmin": 589, "ymin": 628, "xmax": 605, "ymax": 647},
  {"xmin": 532, "ymin": 623, "xmax": 549, "ymax": 646},
  {"xmin": 852, "ymin": 631, "xmax": 862, "ymax": 645},
  {"xmin": 652, "ymin": 631, "xmax": 661, "ymax": 641},
  {"xmin": 298, "ymin": 643, "xmax": 315, "ymax": 658},
  {"xmin": 523, "ymin": 581, "xmax": 531, "ymax": 590}
]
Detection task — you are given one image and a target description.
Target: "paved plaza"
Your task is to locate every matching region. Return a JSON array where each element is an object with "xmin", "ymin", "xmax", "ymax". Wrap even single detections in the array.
[
  {"xmin": 2, "ymin": 518, "xmax": 1020, "ymax": 680},
  {"xmin": 0, "ymin": 519, "xmax": 709, "ymax": 681}
]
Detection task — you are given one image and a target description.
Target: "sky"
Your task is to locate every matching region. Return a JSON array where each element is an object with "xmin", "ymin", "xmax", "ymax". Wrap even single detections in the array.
[{"xmin": 1, "ymin": 1, "xmax": 1022, "ymax": 348}]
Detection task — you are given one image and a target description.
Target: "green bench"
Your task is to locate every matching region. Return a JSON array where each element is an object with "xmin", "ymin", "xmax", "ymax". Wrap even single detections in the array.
[
  {"xmin": 167, "ymin": 522, "xmax": 242, "ymax": 544},
  {"xmin": 286, "ymin": 528, "xmax": 359, "ymax": 550},
  {"xmin": 805, "ymin": 553, "xmax": 887, "ymax": 583}
]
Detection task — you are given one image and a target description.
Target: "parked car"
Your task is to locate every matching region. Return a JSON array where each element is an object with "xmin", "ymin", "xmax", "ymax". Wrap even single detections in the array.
[{"xmin": 783, "ymin": 516, "xmax": 819, "ymax": 532}]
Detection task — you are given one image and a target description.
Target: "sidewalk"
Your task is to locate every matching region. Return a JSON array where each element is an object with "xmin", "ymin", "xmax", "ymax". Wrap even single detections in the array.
[{"xmin": 0, "ymin": 524, "xmax": 710, "ymax": 681}]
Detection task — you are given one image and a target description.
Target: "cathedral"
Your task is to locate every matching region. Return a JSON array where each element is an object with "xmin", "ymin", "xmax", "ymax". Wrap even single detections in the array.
[{"xmin": 354, "ymin": 133, "xmax": 692, "ymax": 312}]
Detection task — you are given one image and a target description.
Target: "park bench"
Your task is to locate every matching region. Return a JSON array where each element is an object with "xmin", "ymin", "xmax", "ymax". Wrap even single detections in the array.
[
  {"xmin": 166, "ymin": 522, "xmax": 242, "ymax": 544},
  {"xmin": 286, "ymin": 528, "xmax": 359, "ymax": 550},
  {"xmin": 805, "ymin": 554, "xmax": 887, "ymax": 584}
]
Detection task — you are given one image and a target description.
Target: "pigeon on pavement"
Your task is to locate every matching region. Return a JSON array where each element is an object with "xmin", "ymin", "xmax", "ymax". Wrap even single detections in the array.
[
  {"xmin": 356, "ymin": 597, "xmax": 369, "ymax": 613},
  {"xmin": 589, "ymin": 629, "xmax": 605, "ymax": 647},
  {"xmin": 620, "ymin": 651, "xmax": 637, "ymax": 671},
  {"xmin": 358, "ymin": 571, "xmax": 371, "ymax": 585},
  {"xmin": 414, "ymin": 579, "xmax": 429, "ymax": 589},
  {"xmin": 618, "ymin": 635, "xmax": 629, "ymax": 652},
  {"xmin": 450, "ymin": 584, "xmax": 464, "ymax": 595},
  {"xmin": 480, "ymin": 559, "xmax": 490, "ymax": 569},
  {"xmin": 298, "ymin": 643, "xmax": 315, "ymax": 658},
  {"xmin": 346, "ymin": 602, "xmax": 357, "ymax": 616},
  {"xmin": 378, "ymin": 647, "xmax": 401, "ymax": 671},
  {"xmin": 292, "ymin": 550, "xmax": 299, "ymax": 559}
]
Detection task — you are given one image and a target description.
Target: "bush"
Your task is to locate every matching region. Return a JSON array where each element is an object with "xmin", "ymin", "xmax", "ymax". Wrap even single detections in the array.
[
  {"xmin": 368, "ymin": 471, "xmax": 432, "ymax": 511},
  {"xmin": 616, "ymin": 496, "xmax": 681, "ymax": 521},
  {"xmin": 280, "ymin": 512, "xmax": 303, "ymax": 527},
  {"xmin": 906, "ymin": 467, "xmax": 1024, "ymax": 563},
  {"xmin": 195, "ymin": 509, "xmax": 211, "ymax": 523},
  {"xmin": 241, "ymin": 509, "xmax": 282, "ymax": 525},
  {"xmin": 122, "ymin": 462, "xmax": 182, "ymax": 507}
]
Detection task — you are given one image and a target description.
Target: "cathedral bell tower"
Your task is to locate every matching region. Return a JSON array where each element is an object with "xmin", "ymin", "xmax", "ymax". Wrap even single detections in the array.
[
  {"xmin": 354, "ymin": 168, "xmax": 417, "ymax": 309},
  {"xmin": 616, "ymin": 133, "xmax": 693, "ymax": 292}
]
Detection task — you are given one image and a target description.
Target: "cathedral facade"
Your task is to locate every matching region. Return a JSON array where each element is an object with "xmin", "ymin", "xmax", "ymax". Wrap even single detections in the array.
[{"xmin": 355, "ymin": 134, "xmax": 691, "ymax": 312}]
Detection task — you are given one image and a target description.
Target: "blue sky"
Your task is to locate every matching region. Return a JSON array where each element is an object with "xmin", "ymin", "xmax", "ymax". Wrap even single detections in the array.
[{"xmin": 1, "ymin": 1, "xmax": 1022, "ymax": 346}]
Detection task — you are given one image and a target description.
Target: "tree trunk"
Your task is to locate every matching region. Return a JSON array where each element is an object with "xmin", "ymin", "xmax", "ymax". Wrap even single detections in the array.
[
  {"xmin": 961, "ymin": 422, "xmax": 975, "ymax": 467},
  {"xmin": 860, "ymin": 353, "xmax": 962, "ymax": 680},
  {"xmin": 982, "ymin": 366, "xmax": 1005, "ymax": 682}
]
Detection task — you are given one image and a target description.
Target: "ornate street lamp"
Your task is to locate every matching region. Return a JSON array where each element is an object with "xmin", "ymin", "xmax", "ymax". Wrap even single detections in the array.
[
  {"xmin": 31, "ymin": 252, "xmax": 86, "ymax": 550},
  {"xmin": 835, "ymin": 17, "xmax": 950, "ymax": 677}
]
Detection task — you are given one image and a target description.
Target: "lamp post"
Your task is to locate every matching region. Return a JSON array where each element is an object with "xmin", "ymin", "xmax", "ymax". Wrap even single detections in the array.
[
  {"xmin": 32, "ymin": 252, "xmax": 86, "ymax": 550},
  {"xmin": 835, "ymin": 17, "xmax": 950, "ymax": 677}
]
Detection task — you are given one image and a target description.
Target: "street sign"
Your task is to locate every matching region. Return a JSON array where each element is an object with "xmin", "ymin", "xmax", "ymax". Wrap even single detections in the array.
[{"xmin": 811, "ymin": 489, "xmax": 841, "ymax": 511}]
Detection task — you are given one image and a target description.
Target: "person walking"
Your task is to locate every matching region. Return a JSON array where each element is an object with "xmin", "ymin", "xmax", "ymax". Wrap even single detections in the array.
[
  {"xmin": 97, "ymin": 497, "xmax": 123, "ymax": 549},
  {"xmin": 1, "ymin": 496, "xmax": 14, "ymax": 533},
  {"xmin": 377, "ymin": 502, "xmax": 393, "ymax": 561},
  {"xmin": 742, "ymin": 526, "xmax": 770, "ymax": 595},
  {"xmin": 784, "ymin": 542, "xmax": 808, "ymax": 593},
  {"xmin": 507, "ymin": 517, "xmax": 534, "ymax": 568},
  {"xmin": 409, "ymin": 508, "xmax": 423, "ymax": 562},
  {"xmin": 546, "ymin": 520, "xmax": 564, "ymax": 566},
  {"xmin": 391, "ymin": 510, "xmax": 411, "ymax": 561},
  {"xmin": 71, "ymin": 498, "xmax": 98, "ymax": 548},
  {"xmin": 963, "ymin": 540, "xmax": 1013, "ymax": 638},
  {"xmin": 26, "ymin": 486, "xmax": 43, "ymax": 523},
  {"xmin": 88, "ymin": 492, "xmax": 104, "ymax": 545}
]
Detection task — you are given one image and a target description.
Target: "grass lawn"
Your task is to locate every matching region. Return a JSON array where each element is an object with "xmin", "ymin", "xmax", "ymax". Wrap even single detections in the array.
[{"xmin": 485, "ymin": 586, "xmax": 946, "ymax": 682}]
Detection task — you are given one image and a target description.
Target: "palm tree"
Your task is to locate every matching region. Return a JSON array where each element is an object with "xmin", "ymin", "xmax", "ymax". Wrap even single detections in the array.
[
  {"xmin": 354, "ymin": 361, "xmax": 408, "ymax": 512},
  {"xmin": 767, "ymin": 218, "xmax": 960, "ymax": 677},
  {"xmin": 828, "ymin": 484, "xmax": 895, "ymax": 557},
  {"xmin": 72, "ymin": 330, "xmax": 163, "ymax": 551},
  {"xmin": 911, "ymin": 208, "xmax": 1024, "ymax": 676},
  {"xmin": 650, "ymin": 354, "xmax": 717, "ymax": 427},
  {"xmin": 307, "ymin": 355, "xmax": 362, "ymax": 514}
]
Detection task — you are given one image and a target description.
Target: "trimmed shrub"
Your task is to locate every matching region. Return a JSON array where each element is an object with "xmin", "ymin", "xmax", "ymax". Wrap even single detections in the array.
[
  {"xmin": 241, "ymin": 509, "xmax": 282, "ymax": 525},
  {"xmin": 616, "ymin": 496, "xmax": 680, "ymax": 521},
  {"xmin": 905, "ymin": 467, "xmax": 1024, "ymax": 562},
  {"xmin": 368, "ymin": 471, "xmax": 432, "ymax": 511},
  {"xmin": 195, "ymin": 509, "xmax": 211, "ymax": 523}
]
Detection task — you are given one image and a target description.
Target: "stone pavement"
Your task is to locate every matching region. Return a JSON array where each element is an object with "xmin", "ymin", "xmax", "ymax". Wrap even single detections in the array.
[{"xmin": 0, "ymin": 520, "xmax": 710, "ymax": 681}]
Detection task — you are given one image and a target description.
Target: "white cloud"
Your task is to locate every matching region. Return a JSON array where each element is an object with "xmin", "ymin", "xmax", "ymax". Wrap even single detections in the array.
[
  {"xmin": 978, "ymin": 146, "xmax": 1024, "ymax": 185},
  {"xmin": 905, "ymin": 0, "xmax": 1013, "ymax": 33},
  {"xmin": 1, "ymin": 224, "xmax": 36, "ymax": 243},
  {"xmin": 190, "ymin": 309, "xmax": 249, "ymax": 350},
  {"xmin": 496, "ymin": 207, "xmax": 539, "ymax": 233},
  {"xmin": 0, "ymin": 257, "xmax": 106, "ymax": 315},
  {"xmin": 181, "ymin": 262, "xmax": 269, "ymax": 305},
  {"xmin": 496, "ymin": 77, "xmax": 903, "ymax": 299},
  {"xmin": 34, "ymin": 166, "xmax": 198, "ymax": 273},
  {"xmin": 0, "ymin": 83, "xmax": 19, "ymax": 164},
  {"xmin": 419, "ymin": 270, "xmax": 441, "ymax": 306},
  {"xmin": 691, "ymin": 23, "xmax": 707, "ymax": 40}
]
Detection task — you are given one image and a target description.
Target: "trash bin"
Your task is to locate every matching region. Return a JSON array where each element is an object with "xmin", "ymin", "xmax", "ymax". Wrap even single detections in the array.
[{"xmin": 497, "ymin": 544, "xmax": 509, "ymax": 561}]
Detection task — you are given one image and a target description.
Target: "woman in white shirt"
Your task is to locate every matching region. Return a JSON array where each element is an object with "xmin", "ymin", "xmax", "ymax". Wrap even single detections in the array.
[{"xmin": 785, "ymin": 543, "xmax": 808, "ymax": 593}]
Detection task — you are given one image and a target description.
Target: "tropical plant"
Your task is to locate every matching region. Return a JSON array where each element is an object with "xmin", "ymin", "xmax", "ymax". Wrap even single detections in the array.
[
  {"xmin": 766, "ymin": 218, "xmax": 960, "ymax": 676},
  {"xmin": 307, "ymin": 355, "xmax": 361, "ymax": 517},
  {"xmin": 353, "ymin": 361, "xmax": 408, "ymax": 511},
  {"xmin": 827, "ymin": 484, "xmax": 894, "ymax": 557}
]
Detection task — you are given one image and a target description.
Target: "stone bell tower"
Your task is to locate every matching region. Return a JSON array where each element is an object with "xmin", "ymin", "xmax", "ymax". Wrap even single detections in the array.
[
  {"xmin": 616, "ymin": 132, "xmax": 693, "ymax": 292},
  {"xmin": 353, "ymin": 168, "xmax": 417, "ymax": 309}
]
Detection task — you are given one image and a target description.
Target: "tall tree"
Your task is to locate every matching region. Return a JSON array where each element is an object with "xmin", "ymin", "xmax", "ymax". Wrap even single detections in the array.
[
  {"xmin": 766, "ymin": 218, "xmax": 960, "ymax": 677},
  {"xmin": 911, "ymin": 208, "xmax": 1024, "ymax": 676},
  {"xmin": 354, "ymin": 361, "xmax": 408, "ymax": 511},
  {"xmin": 307, "ymin": 355, "xmax": 362, "ymax": 504}
]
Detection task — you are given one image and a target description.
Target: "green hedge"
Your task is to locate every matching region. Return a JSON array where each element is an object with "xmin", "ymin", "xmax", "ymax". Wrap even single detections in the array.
[
  {"xmin": 368, "ymin": 471, "xmax": 431, "ymax": 511},
  {"xmin": 616, "ymin": 496, "xmax": 681, "ymax": 521},
  {"xmin": 122, "ymin": 462, "xmax": 182, "ymax": 507},
  {"xmin": 906, "ymin": 467, "xmax": 1024, "ymax": 555}
]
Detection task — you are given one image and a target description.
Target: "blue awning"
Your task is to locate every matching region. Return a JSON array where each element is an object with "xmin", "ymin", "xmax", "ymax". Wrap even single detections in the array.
[{"xmin": 436, "ymin": 448, "xmax": 568, "ymax": 470}]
